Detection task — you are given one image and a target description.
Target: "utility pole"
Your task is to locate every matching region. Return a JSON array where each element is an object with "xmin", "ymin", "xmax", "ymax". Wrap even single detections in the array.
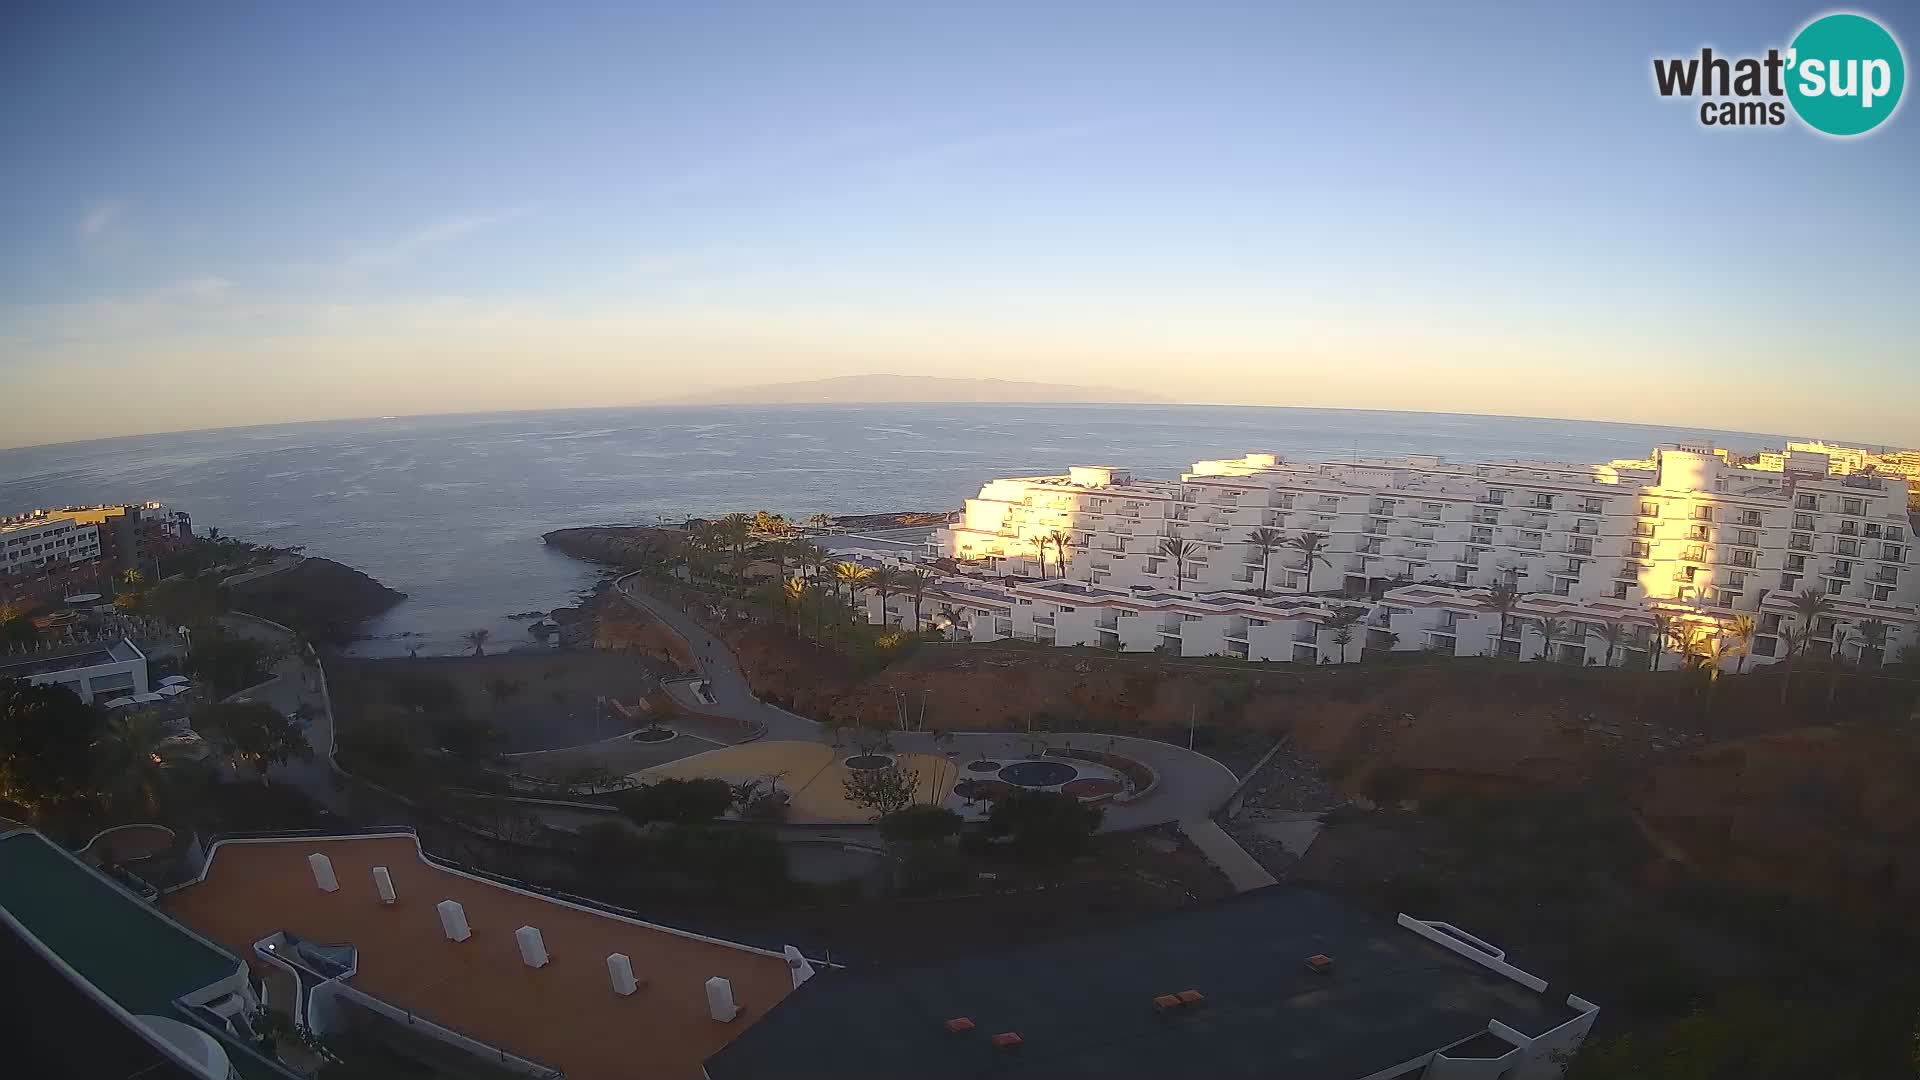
[{"xmin": 1189, "ymin": 704, "xmax": 1196, "ymax": 750}]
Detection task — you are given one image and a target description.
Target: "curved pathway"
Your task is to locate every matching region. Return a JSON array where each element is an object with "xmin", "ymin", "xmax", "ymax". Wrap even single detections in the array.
[{"xmin": 610, "ymin": 573, "xmax": 1242, "ymax": 829}]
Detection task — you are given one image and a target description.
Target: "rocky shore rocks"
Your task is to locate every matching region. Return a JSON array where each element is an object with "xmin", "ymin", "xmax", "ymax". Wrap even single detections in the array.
[
  {"xmin": 227, "ymin": 557, "xmax": 406, "ymax": 645},
  {"xmin": 541, "ymin": 525, "xmax": 680, "ymax": 567}
]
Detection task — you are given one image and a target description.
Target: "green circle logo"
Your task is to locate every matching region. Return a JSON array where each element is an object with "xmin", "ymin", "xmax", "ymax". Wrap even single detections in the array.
[{"xmin": 1786, "ymin": 13, "xmax": 1905, "ymax": 136}]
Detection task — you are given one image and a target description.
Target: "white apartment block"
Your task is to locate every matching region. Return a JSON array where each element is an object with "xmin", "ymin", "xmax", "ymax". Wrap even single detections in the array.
[
  {"xmin": 918, "ymin": 443, "xmax": 1919, "ymax": 669},
  {"xmin": 0, "ymin": 512, "xmax": 103, "ymax": 577}
]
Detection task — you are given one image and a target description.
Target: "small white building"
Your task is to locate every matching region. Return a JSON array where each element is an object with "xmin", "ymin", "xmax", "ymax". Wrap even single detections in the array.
[{"xmin": 0, "ymin": 638, "xmax": 149, "ymax": 703}]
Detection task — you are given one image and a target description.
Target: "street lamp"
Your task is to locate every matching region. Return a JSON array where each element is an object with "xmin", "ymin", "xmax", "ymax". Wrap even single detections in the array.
[{"xmin": 178, "ymin": 625, "xmax": 192, "ymax": 655}]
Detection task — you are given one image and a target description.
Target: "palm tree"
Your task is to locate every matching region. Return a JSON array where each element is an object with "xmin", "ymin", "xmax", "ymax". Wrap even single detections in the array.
[
  {"xmin": 120, "ymin": 568, "xmax": 145, "ymax": 590},
  {"xmin": 1048, "ymin": 530, "xmax": 1074, "ymax": 581},
  {"xmin": 1157, "ymin": 537, "xmax": 1199, "ymax": 589},
  {"xmin": 792, "ymin": 541, "xmax": 828, "ymax": 583},
  {"xmin": 900, "ymin": 570, "xmax": 933, "ymax": 631},
  {"xmin": 1826, "ymin": 622, "xmax": 1855, "ymax": 716},
  {"xmin": 760, "ymin": 539, "xmax": 794, "ymax": 583},
  {"xmin": 1027, "ymin": 535, "xmax": 1050, "ymax": 578},
  {"xmin": 869, "ymin": 567, "xmax": 902, "ymax": 626},
  {"xmin": 937, "ymin": 604, "xmax": 965, "ymax": 641},
  {"xmin": 807, "ymin": 513, "xmax": 834, "ymax": 532},
  {"xmin": 1486, "ymin": 580, "xmax": 1520, "ymax": 656},
  {"xmin": 1649, "ymin": 612, "xmax": 1675, "ymax": 672},
  {"xmin": 1854, "ymin": 617, "xmax": 1890, "ymax": 668},
  {"xmin": 1596, "ymin": 619, "xmax": 1628, "ymax": 668},
  {"xmin": 100, "ymin": 713, "xmax": 170, "ymax": 813},
  {"xmin": 1289, "ymin": 532, "xmax": 1331, "ymax": 594},
  {"xmin": 463, "ymin": 629, "xmax": 489, "ymax": 656},
  {"xmin": 1245, "ymin": 527, "xmax": 1285, "ymax": 595},
  {"xmin": 718, "ymin": 513, "xmax": 753, "ymax": 588},
  {"xmin": 781, "ymin": 577, "xmax": 806, "ymax": 629},
  {"xmin": 1329, "ymin": 606, "xmax": 1364, "ymax": 662},
  {"xmin": 832, "ymin": 561, "xmax": 872, "ymax": 622},
  {"xmin": 1534, "ymin": 616, "xmax": 1572, "ymax": 663},
  {"xmin": 1781, "ymin": 587, "xmax": 1833, "ymax": 705},
  {"xmin": 1724, "ymin": 614, "xmax": 1758, "ymax": 673}
]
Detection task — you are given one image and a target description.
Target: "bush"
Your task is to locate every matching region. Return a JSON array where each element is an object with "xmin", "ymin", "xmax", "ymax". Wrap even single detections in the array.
[
  {"xmin": 615, "ymin": 778, "xmax": 736, "ymax": 824},
  {"xmin": 879, "ymin": 805, "xmax": 961, "ymax": 848},
  {"xmin": 987, "ymin": 790, "xmax": 1103, "ymax": 863}
]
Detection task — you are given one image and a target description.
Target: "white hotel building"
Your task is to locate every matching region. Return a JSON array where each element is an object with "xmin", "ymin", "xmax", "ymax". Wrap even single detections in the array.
[
  {"xmin": 899, "ymin": 444, "xmax": 1919, "ymax": 669},
  {"xmin": 0, "ymin": 511, "xmax": 104, "ymax": 577}
]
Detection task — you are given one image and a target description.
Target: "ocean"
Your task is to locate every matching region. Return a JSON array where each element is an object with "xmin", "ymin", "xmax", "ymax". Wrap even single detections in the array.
[{"xmin": 0, "ymin": 404, "xmax": 1793, "ymax": 656}]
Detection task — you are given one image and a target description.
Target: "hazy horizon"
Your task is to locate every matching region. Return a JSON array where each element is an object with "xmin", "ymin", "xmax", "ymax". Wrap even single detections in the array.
[
  {"xmin": 4, "ymin": 1, "xmax": 1916, "ymax": 449},
  {"xmin": 0, "ymin": 397, "xmax": 1888, "ymax": 457}
]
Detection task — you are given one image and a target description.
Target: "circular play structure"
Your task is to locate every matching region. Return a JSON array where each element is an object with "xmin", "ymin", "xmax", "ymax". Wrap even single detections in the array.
[
  {"xmin": 843, "ymin": 754, "xmax": 895, "ymax": 772},
  {"xmin": 997, "ymin": 760, "xmax": 1078, "ymax": 788},
  {"xmin": 964, "ymin": 759, "xmax": 1000, "ymax": 773}
]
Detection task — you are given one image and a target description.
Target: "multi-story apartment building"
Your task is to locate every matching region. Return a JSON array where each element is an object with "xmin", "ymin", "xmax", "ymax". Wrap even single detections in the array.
[
  {"xmin": 0, "ymin": 511, "xmax": 104, "ymax": 577},
  {"xmin": 927, "ymin": 443, "xmax": 1919, "ymax": 668},
  {"xmin": 0, "ymin": 502, "xmax": 190, "ymax": 581}
]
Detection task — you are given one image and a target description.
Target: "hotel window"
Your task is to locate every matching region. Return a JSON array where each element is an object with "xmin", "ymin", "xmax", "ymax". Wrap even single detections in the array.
[
  {"xmin": 1640, "ymin": 501, "xmax": 1659, "ymax": 517},
  {"xmin": 1735, "ymin": 529, "xmax": 1758, "ymax": 547},
  {"xmin": 1885, "ymin": 545, "xmax": 1907, "ymax": 562},
  {"xmin": 1634, "ymin": 522, "xmax": 1655, "ymax": 537},
  {"xmin": 1888, "ymin": 527, "xmax": 1905, "ymax": 542},
  {"xmin": 1843, "ymin": 497, "xmax": 1865, "ymax": 516},
  {"xmin": 1838, "ymin": 539, "xmax": 1858, "ymax": 556},
  {"xmin": 1797, "ymin": 494, "xmax": 1819, "ymax": 510},
  {"xmin": 1630, "ymin": 540, "xmax": 1651, "ymax": 558},
  {"xmin": 1611, "ymin": 581, "xmax": 1630, "ymax": 599},
  {"xmin": 1780, "ymin": 573, "xmax": 1800, "ymax": 590},
  {"xmin": 1875, "ymin": 585, "xmax": 1895, "ymax": 602},
  {"xmin": 1691, "ymin": 506, "xmax": 1715, "ymax": 521}
]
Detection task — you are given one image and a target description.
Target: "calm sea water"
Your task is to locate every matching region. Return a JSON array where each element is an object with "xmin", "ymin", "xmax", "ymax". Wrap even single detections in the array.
[{"xmin": 0, "ymin": 404, "xmax": 1791, "ymax": 656}]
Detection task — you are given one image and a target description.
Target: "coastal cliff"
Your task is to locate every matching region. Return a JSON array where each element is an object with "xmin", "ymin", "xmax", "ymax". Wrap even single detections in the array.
[{"xmin": 227, "ymin": 557, "xmax": 407, "ymax": 645}]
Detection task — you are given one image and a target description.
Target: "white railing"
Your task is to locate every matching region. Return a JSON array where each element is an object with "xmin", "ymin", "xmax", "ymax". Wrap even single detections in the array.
[{"xmin": 315, "ymin": 980, "xmax": 563, "ymax": 1078}]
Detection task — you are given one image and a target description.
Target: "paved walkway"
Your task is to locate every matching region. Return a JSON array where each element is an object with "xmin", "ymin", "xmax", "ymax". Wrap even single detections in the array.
[
  {"xmin": 1179, "ymin": 818, "xmax": 1277, "ymax": 892},
  {"xmin": 610, "ymin": 574, "xmax": 1242, "ymax": 830},
  {"xmin": 219, "ymin": 613, "xmax": 340, "ymax": 807},
  {"xmin": 614, "ymin": 574, "xmax": 822, "ymax": 741}
]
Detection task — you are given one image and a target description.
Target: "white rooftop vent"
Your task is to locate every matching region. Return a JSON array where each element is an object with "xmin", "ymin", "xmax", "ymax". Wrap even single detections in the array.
[
  {"xmin": 515, "ymin": 925, "xmax": 549, "ymax": 968},
  {"xmin": 437, "ymin": 899, "xmax": 470, "ymax": 942},
  {"xmin": 607, "ymin": 953, "xmax": 637, "ymax": 996},
  {"xmin": 371, "ymin": 866, "xmax": 395, "ymax": 905},
  {"xmin": 307, "ymin": 853, "xmax": 337, "ymax": 893},
  {"xmin": 783, "ymin": 945, "xmax": 816, "ymax": 988},
  {"xmin": 706, "ymin": 976, "xmax": 740, "ymax": 1022}
]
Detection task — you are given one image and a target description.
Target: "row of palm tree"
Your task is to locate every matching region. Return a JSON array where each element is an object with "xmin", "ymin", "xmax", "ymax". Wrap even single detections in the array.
[
  {"xmin": 1151, "ymin": 528, "xmax": 1336, "ymax": 594},
  {"xmin": 1027, "ymin": 529, "xmax": 1075, "ymax": 579}
]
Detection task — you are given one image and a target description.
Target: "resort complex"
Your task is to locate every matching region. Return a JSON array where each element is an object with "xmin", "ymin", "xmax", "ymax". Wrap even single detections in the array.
[{"xmin": 909, "ymin": 442, "xmax": 1919, "ymax": 668}]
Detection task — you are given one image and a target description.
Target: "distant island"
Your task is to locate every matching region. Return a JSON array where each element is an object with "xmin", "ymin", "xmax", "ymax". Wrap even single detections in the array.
[{"xmin": 665, "ymin": 373, "xmax": 1167, "ymax": 405}]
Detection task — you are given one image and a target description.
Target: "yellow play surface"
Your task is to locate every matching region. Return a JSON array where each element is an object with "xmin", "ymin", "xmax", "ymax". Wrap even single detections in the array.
[{"xmin": 635, "ymin": 740, "xmax": 958, "ymax": 822}]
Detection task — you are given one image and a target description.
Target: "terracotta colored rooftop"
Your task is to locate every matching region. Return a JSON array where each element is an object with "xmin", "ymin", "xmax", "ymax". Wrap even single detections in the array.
[{"xmin": 165, "ymin": 834, "xmax": 795, "ymax": 1080}]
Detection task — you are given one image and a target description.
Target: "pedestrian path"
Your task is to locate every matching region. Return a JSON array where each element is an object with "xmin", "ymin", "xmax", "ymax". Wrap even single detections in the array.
[{"xmin": 1179, "ymin": 817, "xmax": 1277, "ymax": 892}]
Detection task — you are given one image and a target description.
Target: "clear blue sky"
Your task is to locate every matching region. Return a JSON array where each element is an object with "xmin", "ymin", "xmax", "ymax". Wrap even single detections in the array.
[{"xmin": 2, "ymin": 1, "xmax": 1914, "ymax": 448}]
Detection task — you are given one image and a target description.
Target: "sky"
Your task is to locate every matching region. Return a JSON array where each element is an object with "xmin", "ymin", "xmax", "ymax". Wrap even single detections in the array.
[{"xmin": 1, "ymin": 0, "xmax": 1916, "ymax": 449}]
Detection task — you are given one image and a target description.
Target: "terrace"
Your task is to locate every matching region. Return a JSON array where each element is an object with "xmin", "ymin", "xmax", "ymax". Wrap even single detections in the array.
[{"xmin": 165, "ymin": 834, "xmax": 800, "ymax": 1080}]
